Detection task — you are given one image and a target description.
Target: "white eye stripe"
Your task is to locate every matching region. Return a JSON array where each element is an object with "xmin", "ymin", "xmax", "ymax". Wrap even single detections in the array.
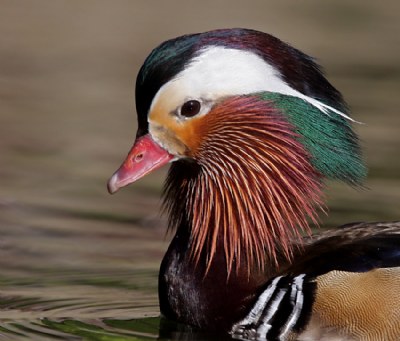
[{"xmin": 150, "ymin": 46, "xmax": 353, "ymax": 122}]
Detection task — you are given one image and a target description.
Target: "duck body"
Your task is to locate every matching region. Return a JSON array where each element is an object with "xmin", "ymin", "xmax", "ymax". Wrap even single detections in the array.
[{"xmin": 108, "ymin": 29, "xmax": 400, "ymax": 340}]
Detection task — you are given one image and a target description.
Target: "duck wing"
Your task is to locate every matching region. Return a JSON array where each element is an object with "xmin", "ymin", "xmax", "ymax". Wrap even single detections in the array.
[{"xmin": 231, "ymin": 222, "xmax": 400, "ymax": 341}]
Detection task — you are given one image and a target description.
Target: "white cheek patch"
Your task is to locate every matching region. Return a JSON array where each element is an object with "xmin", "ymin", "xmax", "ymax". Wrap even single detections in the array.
[{"xmin": 150, "ymin": 46, "xmax": 353, "ymax": 122}]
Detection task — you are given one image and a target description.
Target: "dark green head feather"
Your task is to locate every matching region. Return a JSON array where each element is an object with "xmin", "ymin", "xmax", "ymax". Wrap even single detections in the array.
[{"xmin": 258, "ymin": 92, "xmax": 367, "ymax": 185}]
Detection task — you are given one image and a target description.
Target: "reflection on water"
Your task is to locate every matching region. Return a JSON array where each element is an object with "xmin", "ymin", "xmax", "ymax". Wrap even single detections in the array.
[
  {"xmin": 0, "ymin": 269, "xmax": 160, "ymax": 339},
  {"xmin": 0, "ymin": 318, "xmax": 161, "ymax": 340},
  {"xmin": 1, "ymin": 1, "xmax": 399, "ymax": 340},
  {"xmin": 0, "ymin": 317, "xmax": 235, "ymax": 340},
  {"xmin": 0, "ymin": 318, "xmax": 160, "ymax": 340}
]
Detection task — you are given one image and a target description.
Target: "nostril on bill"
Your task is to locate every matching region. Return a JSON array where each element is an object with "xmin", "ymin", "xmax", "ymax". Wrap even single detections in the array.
[{"xmin": 134, "ymin": 153, "xmax": 144, "ymax": 162}]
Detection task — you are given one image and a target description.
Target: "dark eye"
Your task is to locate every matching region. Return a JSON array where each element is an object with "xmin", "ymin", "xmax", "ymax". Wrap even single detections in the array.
[{"xmin": 180, "ymin": 100, "xmax": 201, "ymax": 118}]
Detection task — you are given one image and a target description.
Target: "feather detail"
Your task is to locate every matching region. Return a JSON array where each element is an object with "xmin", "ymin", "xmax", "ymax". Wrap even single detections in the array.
[
  {"xmin": 260, "ymin": 93, "xmax": 366, "ymax": 185},
  {"xmin": 163, "ymin": 95, "xmax": 325, "ymax": 276}
]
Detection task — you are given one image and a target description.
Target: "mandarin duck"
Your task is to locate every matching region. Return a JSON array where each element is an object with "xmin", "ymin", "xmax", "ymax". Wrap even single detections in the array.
[{"xmin": 107, "ymin": 29, "xmax": 400, "ymax": 341}]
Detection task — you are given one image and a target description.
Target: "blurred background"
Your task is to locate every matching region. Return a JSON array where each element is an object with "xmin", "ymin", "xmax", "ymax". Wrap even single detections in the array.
[{"xmin": 0, "ymin": 1, "xmax": 399, "ymax": 339}]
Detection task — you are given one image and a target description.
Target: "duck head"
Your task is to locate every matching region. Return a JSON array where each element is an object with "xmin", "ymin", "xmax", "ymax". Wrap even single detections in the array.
[{"xmin": 108, "ymin": 29, "xmax": 366, "ymax": 274}]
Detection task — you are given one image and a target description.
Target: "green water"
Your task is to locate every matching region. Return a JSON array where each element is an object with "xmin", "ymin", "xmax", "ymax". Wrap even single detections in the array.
[{"xmin": 1, "ymin": 1, "xmax": 399, "ymax": 340}]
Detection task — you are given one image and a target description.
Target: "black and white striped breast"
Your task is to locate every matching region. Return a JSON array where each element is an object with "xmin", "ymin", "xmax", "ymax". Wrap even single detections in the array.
[{"xmin": 230, "ymin": 274, "xmax": 315, "ymax": 341}]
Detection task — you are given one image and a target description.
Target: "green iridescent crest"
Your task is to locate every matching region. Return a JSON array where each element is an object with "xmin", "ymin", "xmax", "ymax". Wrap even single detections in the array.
[{"xmin": 257, "ymin": 92, "xmax": 367, "ymax": 185}]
